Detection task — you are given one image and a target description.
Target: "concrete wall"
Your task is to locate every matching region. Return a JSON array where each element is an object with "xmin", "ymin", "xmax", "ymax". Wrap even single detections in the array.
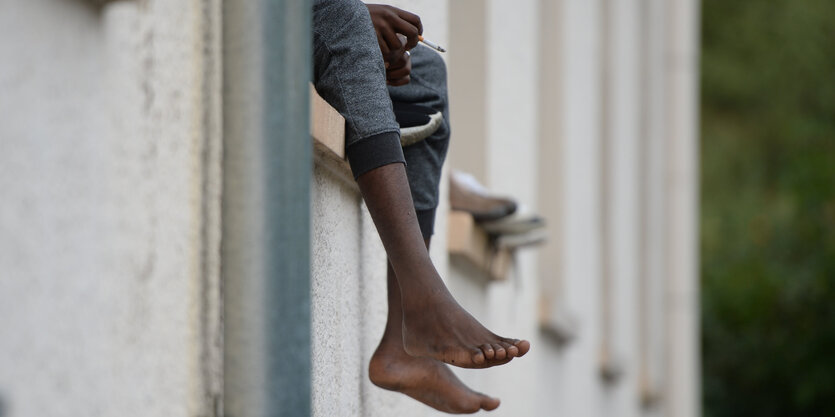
[
  {"xmin": 0, "ymin": 0, "xmax": 698, "ymax": 416},
  {"xmin": 310, "ymin": 160, "xmax": 434, "ymax": 417},
  {"xmin": 0, "ymin": 1, "xmax": 223, "ymax": 416}
]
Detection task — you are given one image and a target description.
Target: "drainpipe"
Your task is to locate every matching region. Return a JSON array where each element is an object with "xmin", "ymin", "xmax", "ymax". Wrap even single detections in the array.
[{"xmin": 221, "ymin": 1, "xmax": 312, "ymax": 416}]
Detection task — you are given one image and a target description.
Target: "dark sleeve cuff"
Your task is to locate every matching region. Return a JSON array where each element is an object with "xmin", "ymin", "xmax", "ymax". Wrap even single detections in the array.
[{"xmin": 346, "ymin": 131, "xmax": 406, "ymax": 179}]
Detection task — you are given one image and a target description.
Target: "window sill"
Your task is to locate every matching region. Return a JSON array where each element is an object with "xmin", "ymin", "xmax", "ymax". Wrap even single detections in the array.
[
  {"xmin": 447, "ymin": 210, "xmax": 512, "ymax": 282},
  {"xmin": 537, "ymin": 305, "xmax": 578, "ymax": 346},
  {"xmin": 310, "ymin": 85, "xmax": 355, "ymax": 189}
]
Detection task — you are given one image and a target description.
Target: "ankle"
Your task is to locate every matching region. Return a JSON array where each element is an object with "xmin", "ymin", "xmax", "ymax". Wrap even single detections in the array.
[
  {"xmin": 400, "ymin": 285, "xmax": 454, "ymax": 316},
  {"xmin": 390, "ymin": 259, "xmax": 437, "ymax": 287},
  {"xmin": 396, "ymin": 267, "xmax": 451, "ymax": 298},
  {"xmin": 374, "ymin": 334, "xmax": 406, "ymax": 355}
]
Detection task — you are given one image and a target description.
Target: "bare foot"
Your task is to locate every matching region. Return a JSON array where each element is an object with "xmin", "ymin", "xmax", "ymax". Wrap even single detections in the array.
[
  {"xmin": 371, "ymin": 255, "xmax": 507, "ymax": 412},
  {"xmin": 370, "ymin": 345, "xmax": 500, "ymax": 414},
  {"xmin": 401, "ymin": 291, "xmax": 531, "ymax": 368},
  {"xmin": 355, "ymin": 163, "xmax": 530, "ymax": 368}
]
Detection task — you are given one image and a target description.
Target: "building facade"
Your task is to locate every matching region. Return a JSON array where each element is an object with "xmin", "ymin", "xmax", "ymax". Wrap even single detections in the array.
[{"xmin": 0, "ymin": 0, "xmax": 699, "ymax": 416}]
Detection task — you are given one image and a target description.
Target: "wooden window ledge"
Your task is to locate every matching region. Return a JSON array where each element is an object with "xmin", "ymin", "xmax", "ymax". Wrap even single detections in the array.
[
  {"xmin": 538, "ymin": 304, "xmax": 578, "ymax": 346},
  {"xmin": 310, "ymin": 85, "xmax": 356, "ymax": 188},
  {"xmin": 447, "ymin": 210, "xmax": 513, "ymax": 282}
]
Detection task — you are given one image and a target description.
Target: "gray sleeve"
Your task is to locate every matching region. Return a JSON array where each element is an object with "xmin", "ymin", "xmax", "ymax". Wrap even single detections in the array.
[{"xmin": 312, "ymin": 0, "xmax": 405, "ymax": 178}]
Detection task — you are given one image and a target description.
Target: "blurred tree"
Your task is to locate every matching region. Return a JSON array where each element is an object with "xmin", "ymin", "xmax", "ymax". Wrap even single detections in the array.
[{"xmin": 701, "ymin": 0, "xmax": 835, "ymax": 416}]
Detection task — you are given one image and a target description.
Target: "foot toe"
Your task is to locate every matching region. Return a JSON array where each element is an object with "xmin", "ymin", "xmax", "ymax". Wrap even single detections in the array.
[
  {"xmin": 497, "ymin": 341, "xmax": 518, "ymax": 358},
  {"xmin": 471, "ymin": 349, "xmax": 486, "ymax": 365},
  {"xmin": 514, "ymin": 339, "xmax": 531, "ymax": 357},
  {"xmin": 480, "ymin": 344, "xmax": 495, "ymax": 360},
  {"xmin": 480, "ymin": 394, "xmax": 501, "ymax": 411},
  {"xmin": 454, "ymin": 399, "xmax": 482, "ymax": 414},
  {"xmin": 506, "ymin": 345, "xmax": 519, "ymax": 357},
  {"xmin": 491, "ymin": 343, "xmax": 507, "ymax": 360}
]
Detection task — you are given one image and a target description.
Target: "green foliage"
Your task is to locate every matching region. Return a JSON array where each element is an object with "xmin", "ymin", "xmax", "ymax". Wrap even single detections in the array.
[{"xmin": 701, "ymin": 0, "xmax": 835, "ymax": 416}]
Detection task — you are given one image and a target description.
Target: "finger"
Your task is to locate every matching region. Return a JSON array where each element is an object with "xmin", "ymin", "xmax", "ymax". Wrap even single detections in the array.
[
  {"xmin": 387, "ymin": 50, "xmax": 410, "ymax": 69},
  {"xmin": 385, "ymin": 49, "xmax": 404, "ymax": 67},
  {"xmin": 394, "ymin": 9, "xmax": 422, "ymax": 49},
  {"xmin": 387, "ymin": 57, "xmax": 407, "ymax": 71},
  {"xmin": 376, "ymin": 32, "xmax": 391, "ymax": 67},
  {"xmin": 377, "ymin": 32, "xmax": 390, "ymax": 55},
  {"xmin": 395, "ymin": 8, "xmax": 423, "ymax": 35},
  {"xmin": 386, "ymin": 66, "xmax": 410, "ymax": 81},
  {"xmin": 384, "ymin": 47, "xmax": 405, "ymax": 65},
  {"xmin": 386, "ymin": 54, "xmax": 411, "ymax": 79},
  {"xmin": 390, "ymin": 20, "xmax": 420, "ymax": 50},
  {"xmin": 403, "ymin": 33, "xmax": 419, "ymax": 51},
  {"xmin": 379, "ymin": 27, "xmax": 404, "ymax": 58}
]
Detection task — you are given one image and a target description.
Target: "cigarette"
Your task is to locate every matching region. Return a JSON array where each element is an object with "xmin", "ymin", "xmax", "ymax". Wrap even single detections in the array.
[{"xmin": 418, "ymin": 35, "xmax": 446, "ymax": 53}]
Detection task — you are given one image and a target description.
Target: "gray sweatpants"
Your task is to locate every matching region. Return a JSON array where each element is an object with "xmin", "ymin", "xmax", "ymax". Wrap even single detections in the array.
[
  {"xmin": 388, "ymin": 45, "xmax": 451, "ymax": 238},
  {"xmin": 312, "ymin": 0, "xmax": 450, "ymax": 238}
]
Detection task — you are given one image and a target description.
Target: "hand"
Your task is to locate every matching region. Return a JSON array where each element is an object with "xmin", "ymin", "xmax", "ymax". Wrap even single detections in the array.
[
  {"xmin": 386, "ymin": 50, "xmax": 412, "ymax": 86},
  {"xmin": 366, "ymin": 4, "xmax": 423, "ymax": 65}
]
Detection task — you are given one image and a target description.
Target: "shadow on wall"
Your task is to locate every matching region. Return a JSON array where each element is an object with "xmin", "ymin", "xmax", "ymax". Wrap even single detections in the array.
[
  {"xmin": 0, "ymin": 392, "xmax": 6, "ymax": 417},
  {"xmin": 69, "ymin": 0, "xmax": 117, "ymax": 13}
]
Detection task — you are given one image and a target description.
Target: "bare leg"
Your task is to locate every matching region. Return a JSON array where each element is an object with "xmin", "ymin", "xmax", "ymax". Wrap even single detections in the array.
[
  {"xmin": 357, "ymin": 163, "xmax": 530, "ymax": 368},
  {"xmin": 369, "ymin": 238, "xmax": 501, "ymax": 413}
]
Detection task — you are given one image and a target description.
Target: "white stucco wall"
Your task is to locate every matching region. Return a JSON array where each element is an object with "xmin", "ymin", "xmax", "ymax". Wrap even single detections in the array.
[
  {"xmin": 310, "ymin": 165, "xmax": 367, "ymax": 416},
  {"xmin": 0, "ymin": 0, "xmax": 698, "ymax": 416},
  {"xmin": 601, "ymin": 0, "xmax": 644, "ymax": 416},
  {"xmin": 445, "ymin": 1, "xmax": 550, "ymax": 416},
  {"xmin": 0, "ymin": 1, "xmax": 223, "ymax": 416},
  {"xmin": 440, "ymin": 0, "xmax": 700, "ymax": 416}
]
